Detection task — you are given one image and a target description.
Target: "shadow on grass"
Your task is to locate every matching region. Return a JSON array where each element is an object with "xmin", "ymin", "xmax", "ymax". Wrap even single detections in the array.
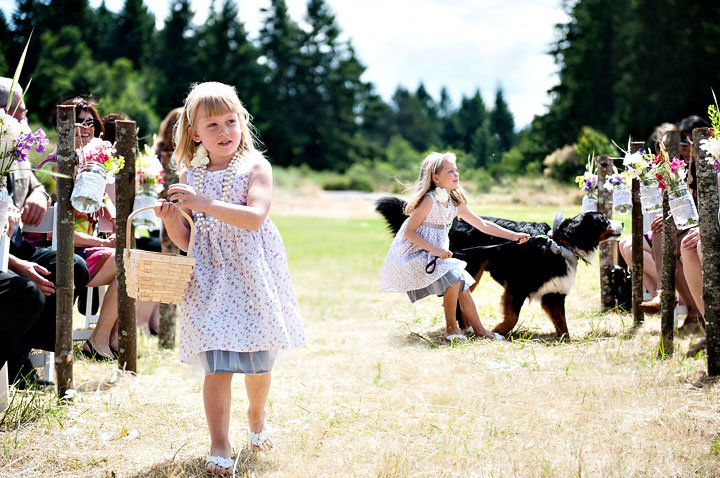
[{"xmin": 128, "ymin": 449, "xmax": 272, "ymax": 478}]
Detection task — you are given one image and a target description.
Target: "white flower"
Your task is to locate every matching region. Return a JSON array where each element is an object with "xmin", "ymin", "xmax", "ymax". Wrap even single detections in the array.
[
  {"xmin": 700, "ymin": 138, "xmax": 720, "ymax": 159},
  {"xmin": 190, "ymin": 144, "xmax": 210, "ymax": 168},
  {"xmin": 623, "ymin": 151, "xmax": 642, "ymax": 169},
  {"xmin": 1, "ymin": 110, "xmax": 22, "ymax": 140},
  {"xmin": 433, "ymin": 187, "xmax": 449, "ymax": 204}
]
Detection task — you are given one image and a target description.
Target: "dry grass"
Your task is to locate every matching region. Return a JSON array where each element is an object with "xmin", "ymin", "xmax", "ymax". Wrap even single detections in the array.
[{"xmin": 1, "ymin": 188, "xmax": 719, "ymax": 477}]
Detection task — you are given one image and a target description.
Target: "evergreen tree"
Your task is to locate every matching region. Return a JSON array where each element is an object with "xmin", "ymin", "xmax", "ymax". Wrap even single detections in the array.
[
  {"xmin": 89, "ymin": 1, "xmax": 118, "ymax": 64},
  {"xmin": 538, "ymin": 0, "xmax": 619, "ymax": 149},
  {"xmin": 391, "ymin": 86, "xmax": 440, "ymax": 152},
  {"xmin": 8, "ymin": 0, "xmax": 45, "ymax": 113},
  {"xmin": 257, "ymin": 0, "xmax": 306, "ymax": 166},
  {"xmin": 0, "ymin": 12, "xmax": 11, "ymax": 75},
  {"xmin": 153, "ymin": 0, "xmax": 195, "ymax": 115},
  {"xmin": 452, "ymin": 90, "xmax": 486, "ymax": 152},
  {"xmin": 112, "ymin": 0, "xmax": 156, "ymax": 68},
  {"xmin": 489, "ymin": 87, "xmax": 515, "ymax": 152},
  {"xmin": 195, "ymin": 0, "xmax": 263, "ymax": 111},
  {"xmin": 300, "ymin": 0, "xmax": 368, "ymax": 170}
]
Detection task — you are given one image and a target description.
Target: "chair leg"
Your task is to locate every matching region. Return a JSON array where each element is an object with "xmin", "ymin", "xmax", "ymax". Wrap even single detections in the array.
[{"xmin": 0, "ymin": 362, "xmax": 9, "ymax": 412}]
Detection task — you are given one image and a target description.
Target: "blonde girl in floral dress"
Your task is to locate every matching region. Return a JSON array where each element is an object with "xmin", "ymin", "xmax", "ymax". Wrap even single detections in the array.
[
  {"xmin": 154, "ymin": 82, "xmax": 305, "ymax": 476},
  {"xmin": 380, "ymin": 152, "xmax": 529, "ymax": 342}
]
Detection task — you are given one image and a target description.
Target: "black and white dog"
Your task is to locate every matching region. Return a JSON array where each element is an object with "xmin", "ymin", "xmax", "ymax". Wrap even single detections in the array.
[{"xmin": 375, "ymin": 197, "xmax": 623, "ymax": 338}]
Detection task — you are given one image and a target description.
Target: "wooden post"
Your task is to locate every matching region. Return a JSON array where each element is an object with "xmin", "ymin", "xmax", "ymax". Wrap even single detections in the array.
[
  {"xmin": 630, "ymin": 141, "xmax": 645, "ymax": 325},
  {"xmin": 693, "ymin": 127, "xmax": 720, "ymax": 375},
  {"xmin": 597, "ymin": 155, "xmax": 615, "ymax": 311},
  {"xmin": 158, "ymin": 156, "xmax": 179, "ymax": 349},
  {"xmin": 115, "ymin": 121, "xmax": 137, "ymax": 373},
  {"xmin": 659, "ymin": 130, "xmax": 680, "ymax": 357},
  {"xmin": 55, "ymin": 105, "xmax": 76, "ymax": 398}
]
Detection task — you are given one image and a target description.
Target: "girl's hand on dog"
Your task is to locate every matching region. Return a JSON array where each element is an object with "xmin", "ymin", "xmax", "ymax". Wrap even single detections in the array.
[
  {"xmin": 514, "ymin": 233, "xmax": 530, "ymax": 244},
  {"xmin": 433, "ymin": 247, "xmax": 453, "ymax": 259}
]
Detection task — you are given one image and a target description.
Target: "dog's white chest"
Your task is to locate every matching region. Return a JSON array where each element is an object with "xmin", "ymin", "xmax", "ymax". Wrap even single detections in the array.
[{"xmin": 530, "ymin": 254, "xmax": 578, "ymax": 300}]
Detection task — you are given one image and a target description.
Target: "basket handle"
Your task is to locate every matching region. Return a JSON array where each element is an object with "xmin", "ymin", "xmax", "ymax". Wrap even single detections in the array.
[{"xmin": 126, "ymin": 206, "xmax": 196, "ymax": 256}]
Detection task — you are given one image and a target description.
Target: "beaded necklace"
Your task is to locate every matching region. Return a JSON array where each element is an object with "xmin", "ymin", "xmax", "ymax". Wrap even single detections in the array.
[{"xmin": 192, "ymin": 149, "xmax": 243, "ymax": 233}]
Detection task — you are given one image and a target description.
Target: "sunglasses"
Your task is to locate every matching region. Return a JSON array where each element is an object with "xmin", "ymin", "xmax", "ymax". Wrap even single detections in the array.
[{"xmin": 77, "ymin": 119, "xmax": 95, "ymax": 128}]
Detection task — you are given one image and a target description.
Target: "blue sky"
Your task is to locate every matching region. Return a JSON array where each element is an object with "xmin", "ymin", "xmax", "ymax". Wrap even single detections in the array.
[{"xmin": 0, "ymin": 0, "xmax": 569, "ymax": 128}]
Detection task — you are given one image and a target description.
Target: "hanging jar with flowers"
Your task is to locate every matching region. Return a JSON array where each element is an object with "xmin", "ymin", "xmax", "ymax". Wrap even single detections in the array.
[
  {"xmin": 132, "ymin": 143, "xmax": 164, "ymax": 230},
  {"xmin": 603, "ymin": 169, "xmax": 632, "ymax": 214},
  {"xmin": 575, "ymin": 155, "xmax": 598, "ymax": 213},
  {"xmin": 71, "ymin": 137, "xmax": 124, "ymax": 213},
  {"xmin": 652, "ymin": 144, "xmax": 698, "ymax": 230},
  {"xmin": 623, "ymin": 147, "xmax": 663, "ymax": 214},
  {"xmin": 0, "ymin": 108, "xmax": 49, "ymax": 233}
]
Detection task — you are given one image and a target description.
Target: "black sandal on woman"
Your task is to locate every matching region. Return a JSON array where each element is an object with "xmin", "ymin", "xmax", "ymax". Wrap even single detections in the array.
[{"xmin": 79, "ymin": 340, "xmax": 114, "ymax": 362}]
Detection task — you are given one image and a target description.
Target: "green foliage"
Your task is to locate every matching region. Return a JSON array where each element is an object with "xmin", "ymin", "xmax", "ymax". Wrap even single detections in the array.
[
  {"xmin": 543, "ymin": 145, "xmax": 581, "ymax": 182},
  {"xmin": 575, "ymin": 126, "xmax": 615, "ymax": 161},
  {"xmin": 0, "ymin": 0, "xmax": 519, "ymax": 184}
]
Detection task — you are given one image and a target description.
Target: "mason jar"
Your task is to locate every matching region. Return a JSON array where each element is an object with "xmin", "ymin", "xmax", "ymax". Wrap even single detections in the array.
[
  {"xmin": 581, "ymin": 193, "xmax": 598, "ymax": 213},
  {"xmin": 668, "ymin": 186, "xmax": 699, "ymax": 230},
  {"xmin": 71, "ymin": 162, "xmax": 107, "ymax": 214},
  {"xmin": 613, "ymin": 185, "xmax": 632, "ymax": 214},
  {"xmin": 132, "ymin": 188, "xmax": 161, "ymax": 230},
  {"xmin": 0, "ymin": 176, "xmax": 9, "ymax": 235},
  {"xmin": 639, "ymin": 179, "xmax": 663, "ymax": 213}
]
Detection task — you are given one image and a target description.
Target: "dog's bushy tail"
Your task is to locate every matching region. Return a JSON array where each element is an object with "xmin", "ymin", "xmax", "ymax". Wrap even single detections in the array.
[{"xmin": 375, "ymin": 196, "xmax": 407, "ymax": 235}]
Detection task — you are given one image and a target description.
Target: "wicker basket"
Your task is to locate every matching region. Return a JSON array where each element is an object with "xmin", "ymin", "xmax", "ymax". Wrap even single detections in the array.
[{"xmin": 123, "ymin": 206, "xmax": 196, "ymax": 304}]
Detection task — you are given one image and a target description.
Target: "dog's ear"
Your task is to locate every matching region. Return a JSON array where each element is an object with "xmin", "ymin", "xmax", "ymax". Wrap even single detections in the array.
[{"xmin": 551, "ymin": 212, "xmax": 563, "ymax": 237}]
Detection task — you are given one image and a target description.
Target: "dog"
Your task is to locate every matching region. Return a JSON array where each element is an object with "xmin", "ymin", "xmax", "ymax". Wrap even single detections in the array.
[{"xmin": 375, "ymin": 197, "xmax": 623, "ymax": 338}]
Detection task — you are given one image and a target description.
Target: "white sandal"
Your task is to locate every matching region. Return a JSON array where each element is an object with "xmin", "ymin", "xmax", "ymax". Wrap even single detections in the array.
[
  {"xmin": 205, "ymin": 455, "xmax": 233, "ymax": 476},
  {"xmin": 248, "ymin": 423, "xmax": 273, "ymax": 451}
]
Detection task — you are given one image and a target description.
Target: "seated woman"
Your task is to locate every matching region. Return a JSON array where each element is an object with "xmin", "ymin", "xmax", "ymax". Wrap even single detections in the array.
[{"xmin": 47, "ymin": 97, "xmax": 155, "ymax": 360}]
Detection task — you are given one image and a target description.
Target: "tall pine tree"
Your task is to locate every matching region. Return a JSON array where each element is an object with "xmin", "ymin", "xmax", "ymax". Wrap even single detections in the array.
[{"xmin": 153, "ymin": 0, "xmax": 195, "ymax": 115}]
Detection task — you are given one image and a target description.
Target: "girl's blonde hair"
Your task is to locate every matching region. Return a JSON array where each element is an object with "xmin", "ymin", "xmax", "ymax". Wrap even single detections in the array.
[
  {"xmin": 173, "ymin": 82, "xmax": 259, "ymax": 171},
  {"xmin": 404, "ymin": 152, "xmax": 469, "ymax": 215}
]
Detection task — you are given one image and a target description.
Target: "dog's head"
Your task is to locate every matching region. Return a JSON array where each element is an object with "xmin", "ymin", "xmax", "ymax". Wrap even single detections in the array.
[{"xmin": 554, "ymin": 212, "xmax": 623, "ymax": 263}]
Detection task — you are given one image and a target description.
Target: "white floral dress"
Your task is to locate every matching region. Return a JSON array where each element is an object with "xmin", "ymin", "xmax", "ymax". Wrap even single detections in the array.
[
  {"xmin": 379, "ymin": 193, "xmax": 474, "ymax": 302},
  {"xmin": 182, "ymin": 151, "xmax": 306, "ymax": 373}
]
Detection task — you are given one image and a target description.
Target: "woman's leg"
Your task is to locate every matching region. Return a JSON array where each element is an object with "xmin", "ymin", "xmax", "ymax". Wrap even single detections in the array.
[
  {"xmin": 86, "ymin": 253, "xmax": 116, "ymax": 288},
  {"xmin": 458, "ymin": 290, "xmax": 494, "ymax": 339},
  {"xmin": 84, "ymin": 279, "xmax": 118, "ymax": 358},
  {"xmin": 680, "ymin": 239, "xmax": 704, "ymax": 317},
  {"xmin": 136, "ymin": 301, "xmax": 158, "ymax": 329},
  {"xmin": 245, "ymin": 372, "xmax": 273, "ymax": 451},
  {"xmin": 204, "ymin": 373, "xmax": 234, "ymax": 475},
  {"xmin": 442, "ymin": 281, "xmax": 463, "ymax": 337}
]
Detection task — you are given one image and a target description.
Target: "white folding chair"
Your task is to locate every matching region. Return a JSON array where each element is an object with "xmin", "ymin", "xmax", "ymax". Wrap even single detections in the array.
[
  {"xmin": 1, "ymin": 234, "xmax": 10, "ymax": 411},
  {"xmin": 24, "ymin": 205, "xmax": 106, "ymax": 342}
]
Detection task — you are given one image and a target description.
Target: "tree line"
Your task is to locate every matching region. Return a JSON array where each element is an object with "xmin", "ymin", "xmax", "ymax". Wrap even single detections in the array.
[{"xmin": 0, "ymin": 0, "xmax": 516, "ymax": 177}]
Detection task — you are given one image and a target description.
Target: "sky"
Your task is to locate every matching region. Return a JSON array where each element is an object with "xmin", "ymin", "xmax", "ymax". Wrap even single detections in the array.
[{"xmin": 0, "ymin": 0, "xmax": 569, "ymax": 128}]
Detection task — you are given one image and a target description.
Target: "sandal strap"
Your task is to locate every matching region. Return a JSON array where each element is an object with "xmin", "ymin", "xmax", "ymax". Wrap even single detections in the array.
[
  {"xmin": 206, "ymin": 455, "xmax": 233, "ymax": 469},
  {"xmin": 248, "ymin": 424, "xmax": 273, "ymax": 446}
]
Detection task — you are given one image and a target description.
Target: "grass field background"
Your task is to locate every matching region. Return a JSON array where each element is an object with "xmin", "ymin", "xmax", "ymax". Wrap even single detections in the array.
[{"xmin": 0, "ymin": 186, "xmax": 718, "ymax": 477}]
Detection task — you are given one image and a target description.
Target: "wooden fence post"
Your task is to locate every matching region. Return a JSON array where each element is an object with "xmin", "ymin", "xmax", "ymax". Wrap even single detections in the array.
[
  {"xmin": 659, "ymin": 130, "xmax": 680, "ymax": 357},
  {"xmin": 115, "ymin": 121, "xmax": 137, "ymax": 373},
  {"xmin": 693, "ymin": 127, "xmax": 720, "ymax": 375},
  {"xmin": 55, "ymin": 105, "xmax": 76, "ymax": 398},
  {"xmin": 158, "ymin": 156, "xmax": 179, "ymax": 349},
  {"xmin": 597, "ymin": 155, "xmax": 615, "ymax": 311},
  {"xmin": 630, "ymin": 141, "xmax": 645, "ymax": 325}
]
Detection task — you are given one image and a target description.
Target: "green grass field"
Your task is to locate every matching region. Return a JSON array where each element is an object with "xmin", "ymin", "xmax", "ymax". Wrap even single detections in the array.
[{"xmin": 0, "ymin": 191, "xmax": 718, "ymax": 477}]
